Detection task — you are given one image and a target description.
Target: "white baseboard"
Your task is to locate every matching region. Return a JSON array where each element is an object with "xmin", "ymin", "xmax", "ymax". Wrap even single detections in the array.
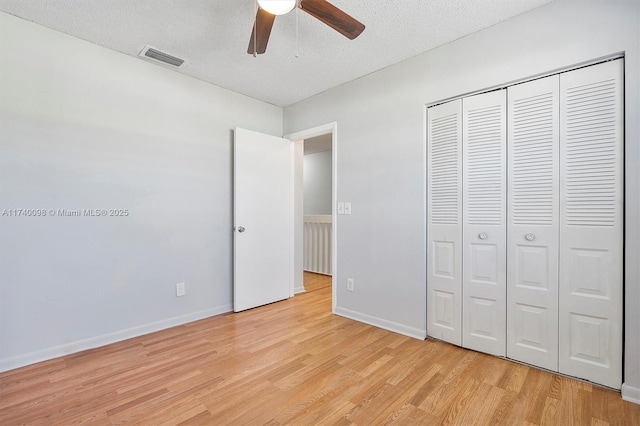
[
  {"xmin": 0, "ymin": 304, "xmax": 232, "ymax": 373},
  {"xmin": 622, "ymin": 383, "xmax": 640, "ymax": 405},
  {"xmin": 334, "ymin": 306, "xmax": 427, "ymax": 340},
  {"xmin": 294, "ymin": 285, "xmax": 306, "ymax": 294}
]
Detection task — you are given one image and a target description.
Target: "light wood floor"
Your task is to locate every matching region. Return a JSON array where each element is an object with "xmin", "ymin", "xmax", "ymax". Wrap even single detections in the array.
[
  {"xmin": 1, "ymin": 281, "xmax": 638, "ymax": 425},
  {"xmin": 304, "ymin": 271, "xmax": 332, "ymax": 293}
]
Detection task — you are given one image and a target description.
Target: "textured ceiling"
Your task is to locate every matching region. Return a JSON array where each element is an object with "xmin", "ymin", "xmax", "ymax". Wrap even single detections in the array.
[{"xmin": 0, "ymin": 0, "xmax": 553, "ymax": 107}]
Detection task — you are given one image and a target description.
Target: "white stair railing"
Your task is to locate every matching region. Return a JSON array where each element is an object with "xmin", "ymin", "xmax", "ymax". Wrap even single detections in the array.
[{"xmin": 303, "ymin": 215, "xmax": 332, "ymax": 275}]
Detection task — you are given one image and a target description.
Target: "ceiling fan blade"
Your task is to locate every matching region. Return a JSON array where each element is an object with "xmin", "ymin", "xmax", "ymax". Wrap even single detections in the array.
[
  {"xmin": 247, "ymin": 8, "xmax": 276, "ymax": 54},
  {"xmin": 300, "ymin": 0, "xmax": 365, "ymax": 40}
]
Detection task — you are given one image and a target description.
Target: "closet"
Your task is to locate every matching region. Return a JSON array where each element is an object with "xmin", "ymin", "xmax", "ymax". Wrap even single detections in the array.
[{"xmin": 426, "ymin": 59, "xmax": 624, "ymax": 389}]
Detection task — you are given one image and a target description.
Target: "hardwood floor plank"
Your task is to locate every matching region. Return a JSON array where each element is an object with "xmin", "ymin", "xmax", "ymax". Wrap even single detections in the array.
[
  {"xmin": 523, "ymin": 368, "xmax": 554, "ymax": 424},
  {"xmin": 438, "ymin": 377, "xmax": 482, "ymax": 424},
  {"xmin": 303, "ymin": 271, "xmax": 332, "ymax": 293},
  {"xmin": 623, "ymin": 402, "xmax": 640, "ymax": 426},
  {"xmin": 272, "ymin": 369, "xmax": 358, "ymax": 425},
  {"xmin": 417, "ymin": 351, "xmax": 477, "ymax": 414},
  {"xmin": 454, "ymin": 381, "xmax": 495, "ymax": 424},
  {"xmin": 1, "ymin": 281, "xmax": 639, "ymax": 425},
  {"xmin": 468, "ymin": 385, "xmax": 508, "ymax": 425},
  {"xmin": 541, "ymin": 396, "xmax": 560, "ymax": 426},
  {"xmin": 301, "ymin": 399, "xmax": 355, "ymax": 425},
  {"xmin": 497, "ymin": 361, "xmax": 530, "ymax": 393},
  {"xmin": 489, "ymin": 390, "xmax": 520, "ymax": 425},
  {"xmin": 591, "ymin": 418, "xmax": 610, "ymax": 426},
  {"xmin": 383, "ymin": 403, "xmax": 440, "ymax": 425},
  {"xmin": 106, "ymin": 388, "xmax": 169, "ymax": 416},
  {"xmin": 175, "ymin": 409, "xmax": 216, "ymax": 426},
  {"xmin": 468, "ymin": 352, "xmax": 510, "ymax": 386}
]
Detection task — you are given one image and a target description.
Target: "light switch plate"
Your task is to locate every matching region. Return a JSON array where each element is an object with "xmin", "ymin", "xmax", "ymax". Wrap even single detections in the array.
[
  {"xmin": 337, "ymin": 202, "xmax": 345, "ymax": 215},
  {"xmin": 344, "ymin": 202, "xmax": 352, "ymax": 215},
  {"xmin": 176, "ymin": 282, "xmax": 186, "ymax": 297}
]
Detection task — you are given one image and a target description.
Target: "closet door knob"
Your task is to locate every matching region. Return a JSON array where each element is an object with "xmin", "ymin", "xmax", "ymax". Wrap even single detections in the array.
[
  {"xmin": 525, "ymin": 233, "xmax": 535, "ymax": 241},
  {"xmin": 237, "ymin": 226, "xmax": 246, "ymax": 233},
  {"xmin": 478, "ymin": 232, "xmax": 488, "ymax": 240}
]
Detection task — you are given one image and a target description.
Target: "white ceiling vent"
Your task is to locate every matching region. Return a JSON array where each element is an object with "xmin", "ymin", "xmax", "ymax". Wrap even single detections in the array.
[{"xmin": 139, "ymin": 46, "xmax": 184, "ymax": 67}]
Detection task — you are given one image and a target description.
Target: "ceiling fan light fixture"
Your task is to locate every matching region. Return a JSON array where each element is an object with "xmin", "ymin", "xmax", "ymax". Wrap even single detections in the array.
[{"xmin": 257, "ymin": 0, "xmax": 296, "ymax": 16}]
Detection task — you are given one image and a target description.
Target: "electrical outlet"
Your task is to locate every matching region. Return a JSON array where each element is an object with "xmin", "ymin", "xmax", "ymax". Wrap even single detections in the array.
[
  {"xmin": 346, "ymin": 278, "xmax": 354, "ymax": 292},
  {"xmin": 176, "ymin": 282, "xmax": 186, "ymax": 297}
]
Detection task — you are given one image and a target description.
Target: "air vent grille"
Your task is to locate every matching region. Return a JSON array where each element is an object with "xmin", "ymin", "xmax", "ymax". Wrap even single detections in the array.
[{"xmin": 140, "ymin": 47, "xmax": 184, "ymax": 67}]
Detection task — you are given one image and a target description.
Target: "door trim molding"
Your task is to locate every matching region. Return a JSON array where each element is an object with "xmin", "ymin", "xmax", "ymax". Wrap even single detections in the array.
[{"xmin": 285, "ymin": 122, "xmax": 338, "ymax": 312}]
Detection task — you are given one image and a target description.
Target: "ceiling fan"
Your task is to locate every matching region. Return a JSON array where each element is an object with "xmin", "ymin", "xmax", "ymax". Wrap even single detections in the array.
[{"xmin": 248, "ymin": 0, "xmax": 365, "ymax": 55}]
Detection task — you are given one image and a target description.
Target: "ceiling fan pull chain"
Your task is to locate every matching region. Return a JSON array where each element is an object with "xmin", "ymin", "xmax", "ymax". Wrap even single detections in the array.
[
  {"xmin": 295, "ymin": 3, "xmax": 300, "ymax": 58},
  {"xmin": 253, "ymin": 0, "xmax": 258, "ymax": 57}
]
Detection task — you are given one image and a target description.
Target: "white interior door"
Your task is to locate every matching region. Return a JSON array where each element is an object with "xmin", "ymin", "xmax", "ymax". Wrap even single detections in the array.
[
  {"xmin": 462, "ymin": 90, "xmax": 507, "ymax": 356},
  {"xmin": 234, "ymin": 127, "xmax": 292, "ymax": 312},
  {"xmin": 507, "ymin": 75, "xmax": 560, "ymax": 371},
  {"xmin": 427, "ymin": 99, "xmax": 463, "ymax": 345},
  {"xmin": 559, "ymin": 59, "xmax": 624, "ymax": 389}
]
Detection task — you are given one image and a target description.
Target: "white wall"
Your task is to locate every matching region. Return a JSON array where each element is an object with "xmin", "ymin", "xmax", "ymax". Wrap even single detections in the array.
[
  {"xmin": 304, "ymin": 150, "xmax": 332, "ymax": 215},
  {"xmin": 0, "ymin": 13, "xmax": 282, "ymax": 371},
  {"xmin": 284, "ymin": 0, "xmax": 640, "ymax": 399}
]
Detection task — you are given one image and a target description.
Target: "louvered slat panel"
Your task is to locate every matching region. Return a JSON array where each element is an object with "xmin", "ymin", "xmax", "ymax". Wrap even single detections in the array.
[
  {"xmin": 465, "ymin": 104, "xmax": 503, "ymax": 225},
  {"xmin": 430, "ymin": 114, "xmax": 460, "ymax": 225},
  {"xmin": 511, "ymin": 92, "xmax": 556, "ymax": 225},
  {"xmin": 564, "ymin": 79, "xmax": 617, "ymax": 226}
]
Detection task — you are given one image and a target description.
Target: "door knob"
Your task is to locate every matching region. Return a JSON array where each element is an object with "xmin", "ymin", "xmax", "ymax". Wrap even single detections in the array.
[
  {"xmin": 478, "ymin": 232, "xmax": 488, "ymax": 240},
  {"xmin": 237, "ymin": 226, "xmax": 246, "ymax": 233},
  {"xmin": 525, "ymin": 233, "xmax": 535, "ymax": 241}
]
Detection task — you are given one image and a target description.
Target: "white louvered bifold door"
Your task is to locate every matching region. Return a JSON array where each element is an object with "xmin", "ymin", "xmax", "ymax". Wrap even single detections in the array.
[
  {"xmin": 506, "ymin": 75, "xmax": 560, "ymax": 371},
  {"xmin": 427, "ymin": 99, "xmax": 463, "ymax": 345},
  {"xmin": 559, "ymin": 59, "xmax": 624, "ymax": 389},
  {"xmin": 462, "ymin": 90, "xmax": 507, "ymax": 356}
]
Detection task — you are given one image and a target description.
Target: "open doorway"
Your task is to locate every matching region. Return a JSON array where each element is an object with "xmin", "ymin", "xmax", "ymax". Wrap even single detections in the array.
[
  {"xmin": 286, "ymin": 122, "xmax": 337, "ymax": 311},
  {"xmin": 302, "ymin": 134, "xmax": 333, "ymax": 293}
]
